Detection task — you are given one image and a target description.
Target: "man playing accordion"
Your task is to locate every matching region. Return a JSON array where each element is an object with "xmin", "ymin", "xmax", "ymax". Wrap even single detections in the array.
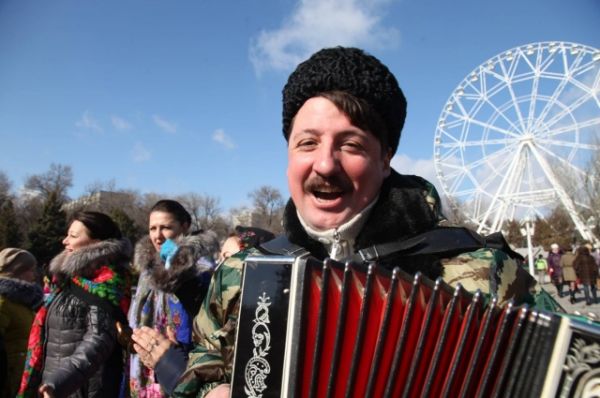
[{"xmin": 172, "ymin": 47, "xmax": 534, "ymax": 397}]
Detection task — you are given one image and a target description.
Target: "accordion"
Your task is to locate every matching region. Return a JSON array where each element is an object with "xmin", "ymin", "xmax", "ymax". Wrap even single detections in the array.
[{"xmin": 231, "ymin": 254, "xmax": 600, "ymax": 397}]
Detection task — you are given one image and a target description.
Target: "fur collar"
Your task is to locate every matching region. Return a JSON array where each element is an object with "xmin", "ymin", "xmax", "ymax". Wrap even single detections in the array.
[
  {"xmin": 49, "ymin": 238, "xmax": 132, "ymax": 279},
  {"xmin": 283, "ymin": 169, "xmax": 442, "ymax": 277},
  {"xmin": 0, "ymin": 276, "xmax": 44, "ymax": 309},
  {"xmin": 134, "ymin": 231, "xmax": 219, "ymax": 293}
]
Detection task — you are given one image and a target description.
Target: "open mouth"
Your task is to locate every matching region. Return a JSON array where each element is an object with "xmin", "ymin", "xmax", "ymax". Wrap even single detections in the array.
[
  {"xmin": 313, "ymin": 190, "xmax": 343, "ymax": 201},
  {"xmin": 306, "ymin": 175, "xmax": 352, "ymax": 204}
]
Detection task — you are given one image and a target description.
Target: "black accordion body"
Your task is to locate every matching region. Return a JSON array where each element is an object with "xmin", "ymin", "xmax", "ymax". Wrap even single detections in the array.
[{"xmin": 231, "ymin": 254, "xmax": 600, "ymax": 397}]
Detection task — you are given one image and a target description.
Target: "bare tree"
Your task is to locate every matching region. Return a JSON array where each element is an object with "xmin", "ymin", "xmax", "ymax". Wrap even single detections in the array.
[
  {"xmin": 0, "ymin": 171, "xmax": 11, "ymax": 198},
  {"xmin": 552, "ymin": 140, "xmax": 600, "ymax": 242},
  {"xmin": 25, "ymin": 163, "xmax": 73, "ymax": 200},
  {"xmin": 532, "ymin": 207, "xmax": 577, "ymax": 249},
  {"xmin": 84, "ymin": 179, "xmax": 117, "ymax": 196},
  {"xmin": 504, "ymin": 219, "xmax": 525, "ymax": 248},
  {"xmin": 582, "ymin": 144, "xmax": 600, "ymax": 235},
  {"xmin": 248, "ymin": 186, "xmax": 284, "ymax": 232},
  {"xmin": 63, "ymin": 178, "xmax": 147, "ymax": 243},
  {"xmin": 176, "ymin": 193, "xmax": 222, "ymax": 231}
]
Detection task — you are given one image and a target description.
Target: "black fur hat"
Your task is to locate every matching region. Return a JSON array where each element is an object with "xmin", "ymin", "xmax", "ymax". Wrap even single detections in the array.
[{"xmin": 282, "ymin": 46, "xmax": 407, "ymax": 155}]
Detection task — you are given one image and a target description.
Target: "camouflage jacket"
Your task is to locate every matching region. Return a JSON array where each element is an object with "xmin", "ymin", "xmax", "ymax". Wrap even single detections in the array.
[
  {"xmin": 171, "ymin": 250, "xmax": 247, "ymax": 397},
  {"xmin": 172, "ymin": 171, "xmax": 534, "ymax": 396}
]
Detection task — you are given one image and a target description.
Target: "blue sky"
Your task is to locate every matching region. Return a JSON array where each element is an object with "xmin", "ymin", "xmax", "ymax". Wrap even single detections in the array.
[{"xmin": 1, "ymin": 0, "xmax": 599, "ymax": 212}]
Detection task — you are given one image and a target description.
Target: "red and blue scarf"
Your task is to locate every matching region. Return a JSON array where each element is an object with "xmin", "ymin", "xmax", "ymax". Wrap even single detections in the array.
[{"xmin": 17, "ymin": 264, "xmax": 131, "ymax": 398}]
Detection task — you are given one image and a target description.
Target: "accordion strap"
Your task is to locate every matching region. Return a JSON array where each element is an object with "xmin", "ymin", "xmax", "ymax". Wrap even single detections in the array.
[
  {"xmin": 355, "ymin": 227, "xmax": 523, "ymax": 263},
  {"xmin": 259, "ymin": 227, "xmax": 521, "ymax": 264}
]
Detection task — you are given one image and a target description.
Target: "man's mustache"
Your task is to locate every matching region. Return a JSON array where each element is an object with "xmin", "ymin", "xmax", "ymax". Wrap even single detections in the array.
[{"xmin": 304, "ymin": 174, "xmax": 353, "ymax": 193}]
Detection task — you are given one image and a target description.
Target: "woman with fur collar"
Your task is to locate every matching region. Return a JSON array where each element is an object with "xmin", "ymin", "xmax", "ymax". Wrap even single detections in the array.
[
  {"xmin": 128, "ymin": 200, "xmax": 218, "ymax": 397},
  {"xmin": 0, "ymin": 248, "xmax": 43, "ymax": 398},
  {"xmin": 18, "ymin": 211, "xmax": 132, "ymax": 398}
]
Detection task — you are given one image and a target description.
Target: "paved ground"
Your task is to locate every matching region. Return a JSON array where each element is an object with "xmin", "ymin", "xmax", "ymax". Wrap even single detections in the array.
[{"xmin": 538, "ymin": 280, "xmax": 600, "ymax": 320}]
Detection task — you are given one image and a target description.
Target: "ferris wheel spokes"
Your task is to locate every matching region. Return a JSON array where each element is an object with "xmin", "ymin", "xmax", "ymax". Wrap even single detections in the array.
[{"xmin": 433, "ymin": 42, "xmax": 600, "ymax": 246}]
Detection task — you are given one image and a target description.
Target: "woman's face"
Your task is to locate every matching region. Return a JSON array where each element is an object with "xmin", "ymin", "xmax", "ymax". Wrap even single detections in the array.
[
  {"xmin": 219, "ymin": 235, "xmax": 242, "ymax": 262},
  {"xmin": 148, "ymin": 211, "xmax": 189, "ymax": 253},
  {"xmin": 62, "ymin": 220, "xmax": 98, "ymax": 254}
]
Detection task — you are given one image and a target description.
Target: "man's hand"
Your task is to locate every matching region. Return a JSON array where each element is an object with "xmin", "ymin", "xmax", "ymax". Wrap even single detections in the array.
[{"xmin": 205, "ymin": 384, "xmax": 230, "ymax": 398}]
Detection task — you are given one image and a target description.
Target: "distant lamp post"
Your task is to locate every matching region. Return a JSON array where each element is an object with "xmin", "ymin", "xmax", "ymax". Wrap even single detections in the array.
[{"xmin": 520, "ymin": 218, "xmax": 535, "ymax": 276}]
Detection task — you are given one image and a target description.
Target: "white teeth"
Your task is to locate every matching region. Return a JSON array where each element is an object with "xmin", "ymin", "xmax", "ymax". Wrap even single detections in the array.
[{"xmin": 314, "ymin": 189, "xmax": 342, "ymax": 194}]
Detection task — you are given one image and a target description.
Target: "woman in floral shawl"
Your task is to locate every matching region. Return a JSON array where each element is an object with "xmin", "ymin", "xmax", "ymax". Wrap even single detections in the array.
[
  {"xmin": 18, "ymin": 211, "xmax": 132, "ymax": 398},
  {"xmin": 128, "ymin": 200, "xmax": 218, "ymax": 398}
]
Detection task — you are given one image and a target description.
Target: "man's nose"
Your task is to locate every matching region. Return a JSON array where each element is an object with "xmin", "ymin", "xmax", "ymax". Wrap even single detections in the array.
[{"xmin": 313, "ymin": 146, "xmax": 340, "ymax": 176}]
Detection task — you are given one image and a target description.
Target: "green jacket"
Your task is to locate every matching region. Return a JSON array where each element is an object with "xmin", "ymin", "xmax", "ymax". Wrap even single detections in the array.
[
  {"xmin": 535, "ymin": 258, "xmax": 548, "ymax": 271},
  {"xmin": 0, "ymin": 277, "xmax": 43, "ymax": 398}
]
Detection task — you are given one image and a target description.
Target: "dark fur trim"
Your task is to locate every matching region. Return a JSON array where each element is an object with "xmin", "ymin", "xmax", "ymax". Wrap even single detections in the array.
[
  {"xmin": 284, "ymin": 169, "xmax": 443, "ymax": 278},
  {"xmin": 0, "ymin": 276, "xmax": 44, "ymax": 309},
  {"xmin": 134, "ymin": 231, "xmax": 219, "ymax": 293},
  {"xmin": 49, "ymin": 238, "xmax": 132, "ymax": 279},
  {"xmin": 133, "ymin": 236, "xmax": 159, "ymax": 274}
]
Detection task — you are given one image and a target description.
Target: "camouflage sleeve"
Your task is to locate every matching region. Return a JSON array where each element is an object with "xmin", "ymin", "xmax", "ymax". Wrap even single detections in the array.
[
  {"xmin": 442, "ymin": 248, "xmax": 536, "ymax": 306},
  {"xmin": 171, "ymin": 253, "xmax": 244, "ymax": 398}
]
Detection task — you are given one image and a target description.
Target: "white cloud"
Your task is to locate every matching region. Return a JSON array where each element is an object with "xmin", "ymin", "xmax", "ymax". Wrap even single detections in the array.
[
  {"xmin": 391, "ymin": 153, "xmax": 442, "ymax": 192},
  {"xmin": 131, "ymin": 142, "xmax": 151, "ymax": 162},
  {"xmin": 392, "ymin": 153, "xmax": 465, "ymax": 219},
  {"xmin": 111, "ymin": 115, "xmax": 133, "ymax": 131},
  {"xmin": 212, "ymin": 129, "xmax": 236, "ymax": 149},
  {"xmin": 249, "ymin": 0, "xmax": 399, "ymax": 74},
  {"xmin": 152, "ymin": 115, "xmax": 177, "ymax": 134},
  {"xmin": 75, "ymin": 110, "xmax": 102, "ymax": 132}
]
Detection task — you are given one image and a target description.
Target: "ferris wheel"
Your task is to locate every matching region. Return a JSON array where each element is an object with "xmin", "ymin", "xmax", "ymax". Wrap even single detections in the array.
[{"xmin": 433, "ymin": 41, "xmax": 600, "ymax": 245}]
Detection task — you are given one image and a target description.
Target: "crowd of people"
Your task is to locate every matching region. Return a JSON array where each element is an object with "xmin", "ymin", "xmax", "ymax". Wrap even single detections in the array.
[
  {"xmin": 0, "ymin": 45, "xmax": 598, "ymax": 397},
  {"xmin": 0, "ymin": 203, "xmax": 273, "ymax": 398},
  {"xmin": 533, "ymin": 242, "xmax": 600, "ymax": 305}
]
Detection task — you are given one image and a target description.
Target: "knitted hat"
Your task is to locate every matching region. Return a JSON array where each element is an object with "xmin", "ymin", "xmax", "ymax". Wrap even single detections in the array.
[
  {"xmin": 0, "ymin": 248, "xmax": 37, "ymax": 277},
  {"xmin": 282, "ymin": 46, "xmax": 407, "ymax": 155}
]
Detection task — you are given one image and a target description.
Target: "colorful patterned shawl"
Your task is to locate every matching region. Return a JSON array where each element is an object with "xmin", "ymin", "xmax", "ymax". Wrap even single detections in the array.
[
  {"xmin": 17, "ymin": 264, "xmax": 131, "ymax": 398},
  {"xmin": 128, "ymin": 272, "xmax": 192, "ymax": 398}
]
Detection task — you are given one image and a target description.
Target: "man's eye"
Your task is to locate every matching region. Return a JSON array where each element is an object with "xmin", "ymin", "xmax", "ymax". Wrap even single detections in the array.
[
  {"xmin": 297, "ymin": 140, "xmax": 316, "ymax": 148},
  {"xmin": 343, "ymin": 142, "xmax": 363, "ymax": 150}
]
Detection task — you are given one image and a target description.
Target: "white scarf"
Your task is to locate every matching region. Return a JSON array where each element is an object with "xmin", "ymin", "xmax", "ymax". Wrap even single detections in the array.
[{"xmin": 298, "ymin": 199, "xmax": 377, "ymax": 261}]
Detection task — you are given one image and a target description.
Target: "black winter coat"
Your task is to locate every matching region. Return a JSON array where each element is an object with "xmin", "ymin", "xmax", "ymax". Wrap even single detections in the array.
[{"xmin": 41, "ymin": 239, "xmax": 132, "ymax": 398}]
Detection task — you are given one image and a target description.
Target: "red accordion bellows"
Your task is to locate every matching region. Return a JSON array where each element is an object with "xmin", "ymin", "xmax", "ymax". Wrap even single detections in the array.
[{"xmin": 231, "ymin": 255, "xmax": 600, "ymax": 398}]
